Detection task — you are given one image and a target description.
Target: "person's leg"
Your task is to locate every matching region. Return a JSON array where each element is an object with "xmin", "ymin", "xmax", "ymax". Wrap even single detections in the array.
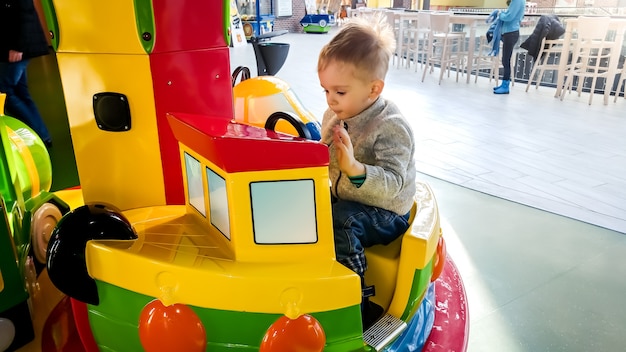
[
  {"xmin": 0, "ymin": 61, "xmax": 24, "ymax": 97},
  {"xmin": 494, "ymin": 31, "xmax": 519, "ymax": 95},
  {"xmin": 0, "ymin": 60, "xmax": 52, "ymax": 143},
  {"xmin": 332, "ymin": 200, "xmax": 410, "ymax": 277},
  {"xmin": 500, "ymin": 30, "xmax": 519, "ymax": 81},
  {"xmin": 332, "ymin": 200, "xmax": 410, "ymax": 328}
]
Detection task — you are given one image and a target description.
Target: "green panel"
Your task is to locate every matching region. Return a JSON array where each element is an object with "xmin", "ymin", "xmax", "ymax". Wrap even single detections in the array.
[
  {"xmin": 89, "ymin": 281, "xmax": 151, "ymax": 351},
  {"xmin": 40, "ymin": 0, "xmax": 59, "ymax": 51},
  {"xmin": 9, "ymin": 202, "xmax": 27, "ymax": 278},
  {"xmin": 91, "ymin": 280, "xmax": 366, "ymax": 351},
  {"xmin": 303, "ymin": 25, "xmax": 331, "ymax": 33},
  {"xmin": 0, "ymin": 201, "xmax": 28, "ymax": 312},
  {"xmin": 400, "ymin": 257, "xmax": 434, "ymax": 321},
  {"xmin": 133, "ymin": 0, "xmax": 155, "ymax": 53},
  {"xmin": 0, "ymin": 116, "xmax": 17, "ymax": 206},
  {"xmin": 27, "ymin": 52, "xmax": 80, "ymax": 191},
  {"xmin": 223, "ymin": 0, "xmax": 230, "ymax": 46},
  {"xmin": 3, "ymin": 116, "xmax": 51, "ymax": 201}
]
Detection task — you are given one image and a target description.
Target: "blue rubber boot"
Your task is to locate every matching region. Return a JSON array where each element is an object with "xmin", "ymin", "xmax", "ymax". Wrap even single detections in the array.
[
  {"xmin": 492, "ymin": 81, "xmax": 503, "ymax": 91},
  {"xmin": 494, "ymin": 80, "xmax": 510, "ymax": 94}
]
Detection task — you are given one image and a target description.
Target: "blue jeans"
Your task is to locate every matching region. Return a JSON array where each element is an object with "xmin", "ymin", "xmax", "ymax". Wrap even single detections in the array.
[
  {"xmin": 333, "ymin": 200, "xmax": 410, "ymax": 279},
  {"xmin": 0, "ymin": 60, "xmax": 51, "ymax": 142},
  {"xmin": 501, "ymin": 30, "xmax": 519, "ymax": 81}
]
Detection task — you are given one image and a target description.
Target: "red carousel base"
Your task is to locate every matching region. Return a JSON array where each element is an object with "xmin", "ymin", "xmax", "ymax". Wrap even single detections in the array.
[
  {"xmin": 34, "ymin": 254, "xmax": 469, "ymax": 352},
  {"xmin": 423, "ymin": 253, "xmax": 470, "ymax": 352}
]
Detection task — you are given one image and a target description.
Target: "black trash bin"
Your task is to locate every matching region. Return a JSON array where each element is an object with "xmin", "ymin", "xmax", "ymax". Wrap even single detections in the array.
[{"xmin": 254, "ymin": 42, "xmax": 290, "ymax": 76}]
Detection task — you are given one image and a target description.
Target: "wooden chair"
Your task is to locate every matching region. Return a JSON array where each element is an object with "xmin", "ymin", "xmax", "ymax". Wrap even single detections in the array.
[
  {"xmin": 526, "ymin": 37, "xmax": 568, "ymax": 92},
  {"xmin": 469, "ymin": 35, "xmax": 501, "ymax": 84},
  {"xmin": 384, "ymin": 10, "xmax": 402, "ymax": 67},
  {"xmin": 614, "ymin": 63, "xmax": 626, "ymax": 102},
  {"xmin": 560, "ymin": 17, "xmax": 612, "ymax": 105},
  {"xmin": 394, "ymin": 13, "xmax": 419, "ymax": 69},
  {"xmin": 405, "ymin": 11, "xmax": 431, "ymax": 71},
  {"xmin": 421, "ymin": 12, "xmax": 466, "ymax": 84}
]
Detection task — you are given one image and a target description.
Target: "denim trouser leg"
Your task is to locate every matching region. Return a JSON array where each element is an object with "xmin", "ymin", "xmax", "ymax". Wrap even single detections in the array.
[
  {"xmin": 0, "ymin": 60, "xmax": 51, "ymax": 141},
  {"xmin": 501, "ymin": 31, "xmax": 519, "ymax": 81},
  {"xmin": 333, "ymin": 200, "xmax": 410, "ymax": 279}
]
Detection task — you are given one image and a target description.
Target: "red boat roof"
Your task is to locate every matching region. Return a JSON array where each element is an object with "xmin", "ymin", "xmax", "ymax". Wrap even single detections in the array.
[{"xmin": 167, "ymin": 112, "xmax": 329, "ymax": 173}]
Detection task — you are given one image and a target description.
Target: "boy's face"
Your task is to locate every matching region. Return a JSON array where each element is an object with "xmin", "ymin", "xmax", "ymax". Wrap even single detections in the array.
[{"xmin": 318, "ymin": 60, "xmax": 380, "ymax": 120}]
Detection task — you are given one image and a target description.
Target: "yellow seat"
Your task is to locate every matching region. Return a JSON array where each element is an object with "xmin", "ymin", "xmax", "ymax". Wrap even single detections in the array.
[
  {"xmin": 364, "ymin": 207, "xmax": 410, "ymax": 311},
  {"xmin": 364, "ymin": 181, "xmax": 442, "ymax": 319}
]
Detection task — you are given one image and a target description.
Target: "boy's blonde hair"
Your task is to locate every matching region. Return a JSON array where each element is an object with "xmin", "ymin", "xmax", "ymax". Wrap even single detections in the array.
[{"xmin": 318, "ymin": 14, "xmax": 396, "ymax": 82}]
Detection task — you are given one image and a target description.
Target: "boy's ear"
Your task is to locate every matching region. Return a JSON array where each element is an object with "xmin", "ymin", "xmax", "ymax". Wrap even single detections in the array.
[{"xmin": 369, "ymin": 79, "xmax": 384, "ymax": 99}]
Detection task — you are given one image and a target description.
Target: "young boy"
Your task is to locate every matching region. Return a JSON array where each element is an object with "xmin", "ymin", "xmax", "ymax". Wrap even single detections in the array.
[{"xmin": 317, "ymin": 15, "xmax": 416, "ymax": 329}]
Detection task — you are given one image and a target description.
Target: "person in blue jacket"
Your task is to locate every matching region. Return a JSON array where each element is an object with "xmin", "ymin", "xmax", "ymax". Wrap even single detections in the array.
[{"xmin": 494, "ymin": 0, "xmax": 526, "ymax": 94}]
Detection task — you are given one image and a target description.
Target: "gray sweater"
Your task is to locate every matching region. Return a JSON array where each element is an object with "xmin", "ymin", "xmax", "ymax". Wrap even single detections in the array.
[{"xmin": 321, "ymin": 97, "xmax": 416, "ymax": 215}]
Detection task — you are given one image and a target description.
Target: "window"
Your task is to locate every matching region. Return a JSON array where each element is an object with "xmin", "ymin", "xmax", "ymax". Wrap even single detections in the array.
[
  {"xmin": 207, "ymin": 168, "xmax": 231, "ymax": 240},
  {"xmin": 184, "ymin": 153, "xmax": 205, "ymax": 216},
  {"xmin": 250, "ymin": 179, "xmax": 317, "ymax": 244}
]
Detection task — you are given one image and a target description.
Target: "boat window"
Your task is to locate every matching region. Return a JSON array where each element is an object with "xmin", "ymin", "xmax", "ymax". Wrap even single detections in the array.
[
  {"xmin": 206, "ymin": 167, "xmax": 231, "ymax": 240},
  {"xmin": 250, "ymin": 179, "xmax": 317, "ymax": 244},
  {"xmin": 184, "ymin": 152, "xmax": 205, "ymax": 217}
]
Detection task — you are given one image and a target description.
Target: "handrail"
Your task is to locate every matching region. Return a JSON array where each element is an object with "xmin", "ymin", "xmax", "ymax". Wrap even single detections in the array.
[{"xmin": 449, "ymin": 7, "xmax": 626, "ymax": 18}]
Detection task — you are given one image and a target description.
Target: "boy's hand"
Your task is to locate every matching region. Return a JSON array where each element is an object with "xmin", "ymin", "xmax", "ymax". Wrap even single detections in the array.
[
  {"xmin": 332, "ymin": 124, "xmax": 365, "ymax": 177},
  {"xmin": 8, "ymin": 50, "xmax": 23, "ymax": 63}
]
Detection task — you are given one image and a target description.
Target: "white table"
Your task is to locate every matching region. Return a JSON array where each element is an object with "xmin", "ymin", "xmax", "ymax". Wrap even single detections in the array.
[{"xmin": 394, "ymin": 12, "xmax": 487, "ymax": 81}]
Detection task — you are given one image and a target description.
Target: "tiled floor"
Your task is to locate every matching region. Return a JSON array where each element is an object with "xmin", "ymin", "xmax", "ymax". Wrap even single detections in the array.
[{"xmin": 230, "ymin": 28, "xmax": 626, "ymax": 352}]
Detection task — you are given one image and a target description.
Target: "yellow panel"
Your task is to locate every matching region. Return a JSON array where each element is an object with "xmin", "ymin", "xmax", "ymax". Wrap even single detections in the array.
[
  {"xmin": 226, "ymin": 167, "xmax": 336, "ymax": 264},
  {"xmin": 368, "ymin": 0, "xmax": 393, "ymax": 7},
  {"xmin": 57, "ymin": 53, "xmax": 165, "ymax": 210},
  {"xmin": 363, "ymin": 180, "xmax": 444, "ymax": 317},
  {"xmin": 388, "ymin": 181, "xmax": 442, "ymax": 317},
  {"xmin": 178, "ymin": 144, "xmax": 336, "ymax": 265},
  {"xmin": 86, "ymin": 205, "xmax": 361, "ymax": 314},
  {"xmin": 178, "ymin": 147, "xmax": 236, "ymax": 257},
  {"xmin": 53, "ymin": 188, "xmax": 85, "ymax": 210},
  {"xmin": 53, "ymin": 0, "xmax": 145, "ymax": 54}
]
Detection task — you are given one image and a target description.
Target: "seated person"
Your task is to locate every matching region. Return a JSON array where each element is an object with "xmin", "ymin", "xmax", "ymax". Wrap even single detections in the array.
[{"xmin": 317, "ymin": 15, "xmax": 416, "ymax": 330}]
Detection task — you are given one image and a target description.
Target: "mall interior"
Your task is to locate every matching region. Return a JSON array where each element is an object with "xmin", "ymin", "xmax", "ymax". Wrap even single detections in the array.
[{"xmin": 1, "ymin": 1, "xmax": 625, "ymax": 352}]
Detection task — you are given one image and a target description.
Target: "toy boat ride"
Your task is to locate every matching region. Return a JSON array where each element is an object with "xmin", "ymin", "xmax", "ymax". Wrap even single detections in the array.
[{"xmin": 46, "ymin": 112, "xmax": 450, "ymax": 351}]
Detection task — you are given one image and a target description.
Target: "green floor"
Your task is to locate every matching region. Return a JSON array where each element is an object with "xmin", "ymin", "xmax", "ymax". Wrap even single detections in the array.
[{"xmin": 27, "ymin": 52, "xmax": 79, "ymax": 192}]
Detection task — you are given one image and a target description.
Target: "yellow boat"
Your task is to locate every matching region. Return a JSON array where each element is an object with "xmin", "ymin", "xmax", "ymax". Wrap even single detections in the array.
[{"xmin": 46, "ymin": 112, "xmax": 447, "ymax": 351}]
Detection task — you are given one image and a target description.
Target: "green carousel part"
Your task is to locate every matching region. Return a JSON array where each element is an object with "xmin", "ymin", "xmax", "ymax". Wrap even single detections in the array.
[
  {"xmin": 133, "ymin": 0, "xmax": 155, "ymax": 53},
  {"xmin": 400, "ymin": 256, "xmax": 434, "ymax": 321},
  {"xmin": 3, "ymin": 116, "xmax": 53, "ymax": 198},
  {"xmin": 89, "ymin": 280, "xmax": 366, "ymax": 351},
  {"xmin": 40, "ymin": 0, "xmax": 60, "ymax": 50},
  {"xmin": 303, "ymin": 25, "xmax": 331, "ymax": 33},
  {"xmin": 0, "ymin": 209, "xmax": 28, "ymax": 312}
]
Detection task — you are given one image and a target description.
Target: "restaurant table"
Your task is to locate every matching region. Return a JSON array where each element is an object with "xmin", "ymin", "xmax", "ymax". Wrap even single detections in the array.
[{"xmin": 392, "ymin": 12, "xmax": 488, "ymax": 83}]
